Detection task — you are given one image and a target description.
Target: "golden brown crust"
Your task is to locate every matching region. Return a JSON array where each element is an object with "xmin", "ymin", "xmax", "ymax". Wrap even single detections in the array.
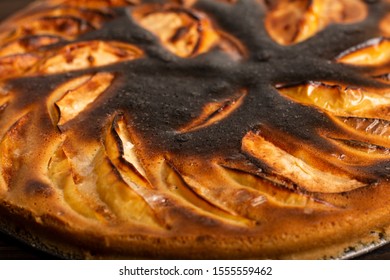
[{"xmin": 1, "ymin": 0, "xmax": 390, "ymax": 259}]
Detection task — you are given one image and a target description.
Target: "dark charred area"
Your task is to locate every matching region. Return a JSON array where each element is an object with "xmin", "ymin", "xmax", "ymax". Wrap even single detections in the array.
[{"xmin": 3, "ymin": 0, "xmax": 390, "ymax": 192}]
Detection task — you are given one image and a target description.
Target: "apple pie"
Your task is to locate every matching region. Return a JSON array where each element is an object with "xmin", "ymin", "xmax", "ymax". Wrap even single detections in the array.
[{"xmin": 0, "ymin": 0, "xmax": 390, "ymax": 259}]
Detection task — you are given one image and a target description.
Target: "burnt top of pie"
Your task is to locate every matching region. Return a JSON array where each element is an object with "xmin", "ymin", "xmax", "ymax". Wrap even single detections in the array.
[
  {"xmin": 8, "ymin": 0, "xmax": 390, "ymax": 181},
  {"xmin": 1, "ymin": 0, "xmax": 390, "ymax": 259}
]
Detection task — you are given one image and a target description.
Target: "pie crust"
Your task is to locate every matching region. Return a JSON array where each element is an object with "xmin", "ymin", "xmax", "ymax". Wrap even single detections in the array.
[{"xmin": 0, "ymin": 0, "xmax": 390, "ymax": 259}]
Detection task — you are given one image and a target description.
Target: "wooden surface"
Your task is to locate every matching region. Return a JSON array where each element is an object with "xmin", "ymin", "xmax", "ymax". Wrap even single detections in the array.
[{"xmin": 0, "ymin": 0, "xmax": 389, "ymax": 260}]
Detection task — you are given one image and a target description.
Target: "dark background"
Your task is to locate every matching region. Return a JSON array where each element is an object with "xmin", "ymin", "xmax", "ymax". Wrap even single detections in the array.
[{"xmin": 0, "ymin": 0, "xmax": 389, "ymax": 260}]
